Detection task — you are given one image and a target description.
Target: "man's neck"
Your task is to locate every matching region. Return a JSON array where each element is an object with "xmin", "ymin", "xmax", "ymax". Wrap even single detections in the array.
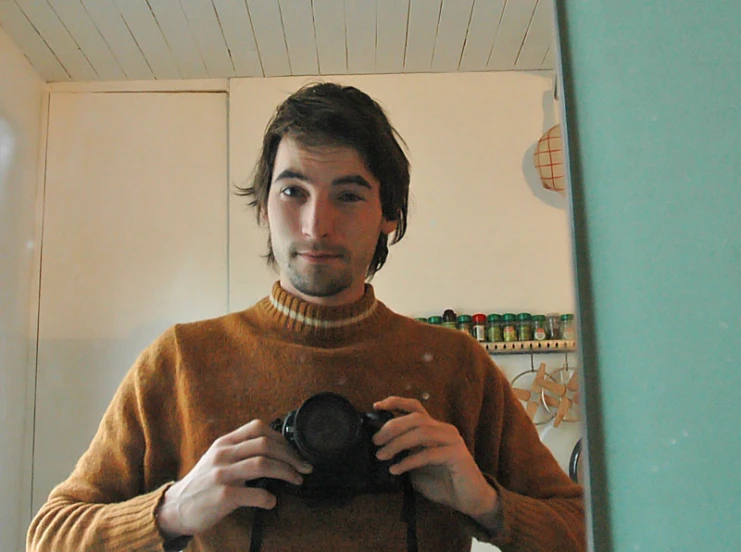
[{"xmin": 278, "ymin": 278, "xmax": 366, "ymax": 307}]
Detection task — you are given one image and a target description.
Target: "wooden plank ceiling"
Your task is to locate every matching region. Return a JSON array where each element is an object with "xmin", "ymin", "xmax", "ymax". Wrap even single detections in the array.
[{"xmin": 0, "ymin": 0, "xmax": 556, "ymax": 83}]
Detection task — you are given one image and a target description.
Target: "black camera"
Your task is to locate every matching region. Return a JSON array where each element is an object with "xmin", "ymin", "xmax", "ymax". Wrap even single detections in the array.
[{"xmin": 269, "ymin": 392, "xmax": 403, "ymax": 500}]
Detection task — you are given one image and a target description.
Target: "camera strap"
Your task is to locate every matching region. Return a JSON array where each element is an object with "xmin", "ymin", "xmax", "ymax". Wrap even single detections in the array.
[
  {"xmin": 248, "ymin": 508, "xmax": 265, "ymax": 552},
  {"xmin": 401, "ymin": 474, "xmax": 418, "ymax": 552},
  {"xmin": 248, "ymin": 479, "xmax": 418, "ymax": 552}
]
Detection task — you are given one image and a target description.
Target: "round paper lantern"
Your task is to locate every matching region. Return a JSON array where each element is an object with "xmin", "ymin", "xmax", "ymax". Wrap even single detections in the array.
[{"xmin": 533, "ymin": 124, "xmax": 566, "ymax": 194}]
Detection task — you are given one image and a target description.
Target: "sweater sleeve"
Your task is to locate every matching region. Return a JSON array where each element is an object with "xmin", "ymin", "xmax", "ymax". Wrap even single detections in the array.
[
  {"xmin": 466, "ymin": 345, "xmax": 586, "ymax": 552},
  {"xmin": 27, "ymin": 330, "xmax": 182, "ymax": 552}
]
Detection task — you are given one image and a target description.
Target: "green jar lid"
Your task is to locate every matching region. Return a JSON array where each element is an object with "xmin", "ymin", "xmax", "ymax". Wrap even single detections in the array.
[
  {"xmin": 516, "ymin": 312, "xmax": 532, "ymax": 321},
  {"xmin": 486, "ymin": 313, "xmax": 501, "ymax": 322},
  {"xmin": 427, "ymin": 316, "xmax": 442, "ymax": 324},
  {"xmin": 561, "ymin": 313, "xmax": 575, "ymax": 321},
  {"xmin": 457, "ymin": 314, "xmax": 472, "ymax": 322},
  {"xmin": 532, "ymin": 314, "xmax": 547, "ymax": 321},
  {"xmin": 502, "ymin": 313, "xmax": 516, "ymax": 322},
  {"xmin": 414, "ymin": 317, "xmax": 428, "ymax": 323}
]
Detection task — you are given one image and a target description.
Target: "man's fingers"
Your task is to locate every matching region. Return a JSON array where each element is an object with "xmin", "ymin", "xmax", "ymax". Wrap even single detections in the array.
[
  {"xmin": 375, "ymin": 424, "xmax": 459, "ymax": 460},
  {"xmin": 227, "ymin": 455, "xmax": 307, "ymax": 487},
  {"xmin": 387, "ymin": 446, "xmax": 455, "ymax": 475},
  {"xmin": 373, "ymin": 410, "xmax": 459, "ymax": 445},
  {"xmin": 374, "ymin": 396, "xmax": 428, "ymax": 415},
  {"xmin": 217, "ymin": 419, "xmax": 282, "ymax": 446},
  {"xmin": 219, "ymin": 434, "xmax": 311, "ymax": 473},
  {"xmin": 209, "ymin": 421, "xmax": 313, "ymax": 477},
  {"xmin": 233, "ymin": 486, "xmax": 278, "ymax": 510}
]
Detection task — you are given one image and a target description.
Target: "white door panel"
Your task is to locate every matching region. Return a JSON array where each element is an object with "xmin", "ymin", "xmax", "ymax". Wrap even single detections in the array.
[{"xmin": 33, "ymin": 91, "xmax": 228, "ymax": 513}]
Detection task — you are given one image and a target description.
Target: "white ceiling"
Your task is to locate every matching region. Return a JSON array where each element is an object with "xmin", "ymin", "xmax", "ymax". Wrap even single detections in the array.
[{"xmin": 0, "ymin": 0, "xmax": 556, "ymax": 83}]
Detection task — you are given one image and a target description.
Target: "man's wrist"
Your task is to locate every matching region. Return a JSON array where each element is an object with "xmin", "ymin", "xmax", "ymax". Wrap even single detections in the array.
[
  {"xmin": 468, "ymin": 484, "xmax": 503, "ymax": 535},
  {"xmin": 156, "ymin": 486, "xmax": 190, "ymax": 542},
  {"xmin": 155, "ymin": 503, "xmax": 182, "ymax": 541},
  {"xmin": 156, "ymin": 500, "xmax": 193, "ymax": 551}
]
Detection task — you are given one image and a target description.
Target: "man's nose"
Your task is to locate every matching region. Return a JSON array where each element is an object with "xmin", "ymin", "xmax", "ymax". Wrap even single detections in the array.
[{"xmin": 302, "ymin": 196, "xmax": 335, "ymax": 239}]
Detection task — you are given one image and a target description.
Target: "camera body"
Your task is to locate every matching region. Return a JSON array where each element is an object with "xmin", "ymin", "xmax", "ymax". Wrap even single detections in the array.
[{"xmin": 270, "ymin": 392, "xmax": 403, "ymax": 500}]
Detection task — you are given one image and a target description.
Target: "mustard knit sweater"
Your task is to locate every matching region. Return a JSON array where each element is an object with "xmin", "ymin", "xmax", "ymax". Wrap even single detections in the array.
[{"xmin": 28, "ymin": 283, "xmax": 585, "ymax": 552}]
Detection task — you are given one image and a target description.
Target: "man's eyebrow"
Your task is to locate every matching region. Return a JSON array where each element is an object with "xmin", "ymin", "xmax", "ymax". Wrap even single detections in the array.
[
  {"xmin": 273, "ymin": 169, "xmax": 309, "ymax": 182},
  {"xmin": 273, "ymin": 170, "xmax": 372, "ymax": 189},
  {"xmin": 333, "ymin": 175, "xmax": 372, "ymax": 189}
]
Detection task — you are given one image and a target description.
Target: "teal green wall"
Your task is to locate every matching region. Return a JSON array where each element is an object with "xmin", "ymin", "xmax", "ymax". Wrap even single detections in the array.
[{"xmin": 556, "ymin": 1, "xmax": 741, "ymax": 550}]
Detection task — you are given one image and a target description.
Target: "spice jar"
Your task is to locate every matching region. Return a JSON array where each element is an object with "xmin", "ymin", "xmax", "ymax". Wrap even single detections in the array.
[
  {"xmin": 442, "ymin": 309, "xmax": 457, "ymax": 330},
  {"xmin": 457, "ymin": 314, "xmax": 473, "ymax": 337},
  {"xmin": 427, "ymin": 315, "xmax": 442, "ymax": 326},
  {"xmin": 472, "ymin": 313, "xmax": 487, "ymax": 342},
  {"xmin": 486, "ymin": 314, "xmax": 503, "ymax": 342},
  {"xmin": 561, "ymin": 313, "xmax": 576, "ymax": 340},
  {"xmin": 414, "ymin": 317, "xmax": 428, "ymax": 323},
  {"xmin": 502, "ymin": 313, "xmax": 517, "ymax": 342},
  {"xmin": 516, "ymin": 313, "xmax": 533, "ymax": 341},
  {"xmin": 533, "ymin": 315, "xmax": 548, "ymax": 341},
  {"xmin": 546, "ymin": 313, "xmax": 561, "ymax": 340}
]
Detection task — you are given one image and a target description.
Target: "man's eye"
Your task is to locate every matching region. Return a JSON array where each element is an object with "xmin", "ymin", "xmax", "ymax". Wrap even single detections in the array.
[
  {"xmin": 338, "ymin": 191, "xmax": 364, "ymax": 202},
  {"xmin": 281, "ymin": 186, "xmax": 304, "ymax": 198}
]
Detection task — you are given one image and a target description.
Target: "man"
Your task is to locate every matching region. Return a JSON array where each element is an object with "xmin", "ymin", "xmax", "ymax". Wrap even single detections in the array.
[{"xmin": 28, "ymin": 83, "xmax": 584, "ymax": 551}]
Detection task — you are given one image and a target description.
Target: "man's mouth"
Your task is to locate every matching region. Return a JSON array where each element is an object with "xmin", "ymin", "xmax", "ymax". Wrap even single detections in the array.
[{"xmin": 295, "ymin": 250, "xmax": 344, "ymax": 262}]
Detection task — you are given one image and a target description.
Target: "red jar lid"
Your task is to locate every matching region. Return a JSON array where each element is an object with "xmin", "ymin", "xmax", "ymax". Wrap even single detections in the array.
[{"xmin": 473, "ymin": 313, "xmax": 487, "ymax": 324}]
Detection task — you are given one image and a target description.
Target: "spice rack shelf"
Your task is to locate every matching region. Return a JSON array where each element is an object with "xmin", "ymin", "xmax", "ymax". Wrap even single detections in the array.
[{"xmin": 481, "ymin": 339, "xmax": 577, "ymax": 355}]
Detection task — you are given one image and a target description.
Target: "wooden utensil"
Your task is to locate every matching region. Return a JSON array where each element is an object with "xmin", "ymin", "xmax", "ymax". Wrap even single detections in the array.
[
  {"xmin": 513, "ymin": 387, "xmax": 560, "ymax": 408},
  {"xmin": 525, "ymin": 363, "xmax": 548, "ymax": 420}
]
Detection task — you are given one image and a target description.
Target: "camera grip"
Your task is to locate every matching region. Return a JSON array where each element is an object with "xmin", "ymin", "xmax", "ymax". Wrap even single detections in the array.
[
  {"xmin": 245, "ymin": 477, "xmax": 274, "ymax": 490},
  {"xmin": 366, "ymin": 409, "xmax": 394, "ymax": 432}
]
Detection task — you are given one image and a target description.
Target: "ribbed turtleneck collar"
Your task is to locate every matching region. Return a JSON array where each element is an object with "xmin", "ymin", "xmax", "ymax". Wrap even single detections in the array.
[{"xmin": 257, "ymin": 281, "xmax": 389, "ymax": 344}]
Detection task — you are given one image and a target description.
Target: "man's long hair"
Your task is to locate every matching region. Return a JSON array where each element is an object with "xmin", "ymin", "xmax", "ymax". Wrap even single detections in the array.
[{"xmin": 235, "ymin": 82, "xmax": 410, "ymax": 278}]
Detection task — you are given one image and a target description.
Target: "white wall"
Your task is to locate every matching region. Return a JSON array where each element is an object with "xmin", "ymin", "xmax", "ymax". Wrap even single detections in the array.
[
  {"xmin": 0, "ymin": 25, "xmax": 46, "ymax": 552},
  {"xmin": 33, "ymin": 90, "xmax": 229, "ymax": 513}
]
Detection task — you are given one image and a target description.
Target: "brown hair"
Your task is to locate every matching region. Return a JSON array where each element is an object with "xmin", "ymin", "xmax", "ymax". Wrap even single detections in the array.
[{"xmin": 234, "ymin": 82, "xmax": 410, "ymax": 278}]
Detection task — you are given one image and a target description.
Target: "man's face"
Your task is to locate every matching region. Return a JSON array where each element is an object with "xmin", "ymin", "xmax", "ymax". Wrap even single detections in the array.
[{"xmin": 266, "ymin": 136, "xmax": 397, "ymax": 306}]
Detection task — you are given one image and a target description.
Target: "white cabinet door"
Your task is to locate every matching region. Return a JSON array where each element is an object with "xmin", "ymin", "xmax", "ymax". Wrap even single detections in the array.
[{"xmin": 33, "ymin": 91, "xmax": 227, "ymax": 513}]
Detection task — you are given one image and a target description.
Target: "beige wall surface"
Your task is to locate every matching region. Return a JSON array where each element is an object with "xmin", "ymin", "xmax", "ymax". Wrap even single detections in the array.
[
  {"xmin": 0, "ymin": 25, "xmax": 46, "ymax": 552},
  {"xmin": 32, "ymin": 91, "xmax": 229, "ymax": 514}
]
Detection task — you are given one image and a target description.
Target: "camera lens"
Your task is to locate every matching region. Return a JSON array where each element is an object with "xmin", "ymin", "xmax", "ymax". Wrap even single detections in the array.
[{"xmin": 293, "ymin": 393, "xmax": 362, "ymax": 463}]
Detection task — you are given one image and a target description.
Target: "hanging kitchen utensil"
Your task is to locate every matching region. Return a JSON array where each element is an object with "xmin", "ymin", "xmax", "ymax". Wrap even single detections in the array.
[
  {"xmin": 540, "ymin": 365, "xmax": 580, "ymax": 426},
  {"xmin": 569, "ymin": 439, "xmax": 584, "ymax": 484},
  {"xmin": 533, "ymin": 124, "xmax": 566, "ymax": 194},
  {"xmin": 511, "ymin": 363, "xmax": 555, "ymax": 426}
]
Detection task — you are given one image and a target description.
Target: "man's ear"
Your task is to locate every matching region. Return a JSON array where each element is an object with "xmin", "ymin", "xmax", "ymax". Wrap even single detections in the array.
[{"xmin": 381, "ymin": 217, "xmax": 398, "ymax": 236}]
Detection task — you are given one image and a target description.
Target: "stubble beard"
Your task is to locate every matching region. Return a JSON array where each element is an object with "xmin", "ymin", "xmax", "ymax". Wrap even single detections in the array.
[
  {"xmin": 288, "ymin": 261, "xmax": 353, "ymax": 298},
  {"xmin": 278, "ymin": 240, "xmax": 355, "ymax": 298}
]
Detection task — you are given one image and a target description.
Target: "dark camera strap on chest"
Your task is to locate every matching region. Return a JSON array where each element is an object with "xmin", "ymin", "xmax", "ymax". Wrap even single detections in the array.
[
  {"xmin": 401, "ymin": 475, "xmax": 418, "ymax": 552},
  {"xmin": 249, "ymin": 475, "xmax": 417, "ymax": 552},
  {"xmin": 248, "ymin": 511, "xmax": 265, "ymax": 552}
]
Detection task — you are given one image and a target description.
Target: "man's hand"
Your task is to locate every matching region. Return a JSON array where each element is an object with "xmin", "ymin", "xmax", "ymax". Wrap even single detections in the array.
[
  {"xmin": 156, "ymin": 420, "xmax": 313, "ymax": 540},
  {"xmin": 372, "ymin": 396, "xmax": 501, "ymax": 530}
]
